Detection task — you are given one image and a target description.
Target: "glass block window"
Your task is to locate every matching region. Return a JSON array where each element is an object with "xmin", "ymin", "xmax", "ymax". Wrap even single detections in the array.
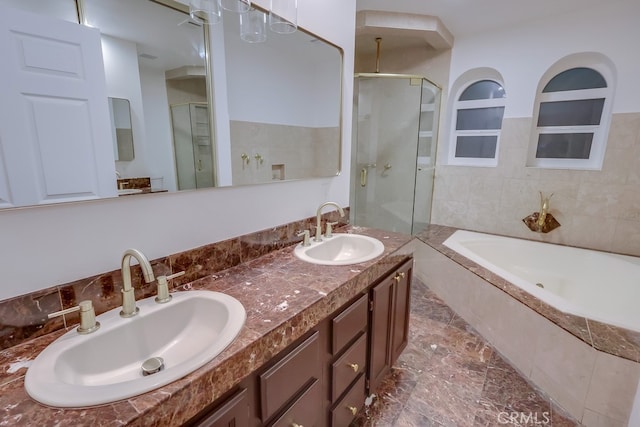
[
  {"xmin": 528, "ymin": 67, "xmax": 612, "ymax": 169},
  {"xmin": 449, "ymin": 80, "xmax": 506, "ymax": 166}
]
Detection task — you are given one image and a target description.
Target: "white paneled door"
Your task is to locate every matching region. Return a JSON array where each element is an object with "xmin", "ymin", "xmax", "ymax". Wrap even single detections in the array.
[{"xmin": 0, "ymin": 5, "xmax": 117, "ymax": 208}]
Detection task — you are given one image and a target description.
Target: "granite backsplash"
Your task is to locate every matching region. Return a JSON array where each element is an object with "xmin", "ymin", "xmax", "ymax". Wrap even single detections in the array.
[{"xmin": 0, "ymin": 209, "xmax": 349, "ymax": 351}]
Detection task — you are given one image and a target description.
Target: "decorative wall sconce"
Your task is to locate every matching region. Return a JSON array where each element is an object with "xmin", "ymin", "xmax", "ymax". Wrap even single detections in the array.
[
  {"xmin": 189, "ymin": 0, "xmax": 222, "ymax": 24},
  {"xmin": 220, "ymin": 0, "xmax": 252, "ymax": 13},
  {"xmin": 240, "ymin": 8, "xmax": 267, "ymax": 43},
  {"xmin": 523, "ymin": 191, "xmax": 561, "ymax": 233},
  {"xmin": 269, "ymin": 0, "xmax": 297, "ymax": 34}
]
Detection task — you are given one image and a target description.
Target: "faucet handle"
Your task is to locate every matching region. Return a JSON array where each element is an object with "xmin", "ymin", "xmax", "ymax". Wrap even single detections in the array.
[
  {"xmin": 49, "ymin": 300, "xmax": 100, "ymax": 334},
  {"xmin": 155, "ymin": 271, "xmax": 185, "ymax": 304},
  {"xmin": 297, "ymin": 230, "xmax": 311, "ymax": 247},
  {"xmin": 325, "ymin": 221, "xmax": 339, "ymax": 238}
]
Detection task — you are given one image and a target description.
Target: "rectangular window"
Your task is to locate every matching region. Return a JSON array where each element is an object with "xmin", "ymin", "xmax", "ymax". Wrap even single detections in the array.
[
  {"xmin": 455, "ymin": 136, "xmax": 497, "ymax": 158},
  {"xmin": 535, "ymin": 133, "xmax": 593, "ymax": 159},
  {"xmin": 456, "ymin": 107, "xmax": 505, "ymax": 130},
  {"xmin": 537, "ymin": 99, "xmax": 604, "ymax": 127}
]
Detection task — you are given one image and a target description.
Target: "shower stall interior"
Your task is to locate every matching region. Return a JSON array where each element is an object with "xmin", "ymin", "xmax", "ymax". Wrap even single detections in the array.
[{"xmin": 350, "ymin": 74, "xmax": 441, "ymax": 235}]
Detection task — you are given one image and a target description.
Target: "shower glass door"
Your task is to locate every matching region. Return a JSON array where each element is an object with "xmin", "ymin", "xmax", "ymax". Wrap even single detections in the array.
[{"xmin": 351, "ymin": 75, "xmax": 440, "ymax": 234}]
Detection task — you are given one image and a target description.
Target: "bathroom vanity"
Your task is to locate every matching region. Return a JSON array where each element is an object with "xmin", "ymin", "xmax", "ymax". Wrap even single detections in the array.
[
  {"xmin": 0, "ymin": 226, "xmax": 413, "ymax": 426},
  {"xmin": 188, "ymin": 258, "xmax": 413, "ymax": 427}
]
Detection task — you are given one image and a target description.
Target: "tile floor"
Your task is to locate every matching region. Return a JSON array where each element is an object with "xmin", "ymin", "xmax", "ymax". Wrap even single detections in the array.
[{"xmin": 353, "ymin": 279, "xmax": 580, "ymax": 426}]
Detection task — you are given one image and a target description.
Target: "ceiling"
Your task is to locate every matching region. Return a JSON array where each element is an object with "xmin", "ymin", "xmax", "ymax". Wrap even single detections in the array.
[{"xmin": 356, "ymin": 0, "xmax": 626, "ymax": 38}]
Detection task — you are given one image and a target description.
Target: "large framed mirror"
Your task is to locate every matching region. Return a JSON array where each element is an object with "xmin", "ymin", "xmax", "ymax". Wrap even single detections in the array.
[{"xmin": 0, "ymin": 0, "xmax": 342, "ymax": 207}]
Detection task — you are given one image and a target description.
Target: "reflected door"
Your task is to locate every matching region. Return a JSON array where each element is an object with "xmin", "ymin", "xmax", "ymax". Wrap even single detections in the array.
[
  {"xmin": 351, "ymin": 76, "xmax": 440, "ymax": 234},
  {"xmin": 171, "ymin": 103, "xmax": 215, "ymax": 190}
]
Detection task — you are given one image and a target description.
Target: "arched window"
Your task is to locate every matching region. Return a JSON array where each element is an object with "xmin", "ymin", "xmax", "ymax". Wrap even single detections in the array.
[
  {"xmin": 449, "ymin": 79, "xmax": 506, "ymax": 167},
  {"xmin": 528, "ymin": 64, "xmax": 613, "ymax": 169}
]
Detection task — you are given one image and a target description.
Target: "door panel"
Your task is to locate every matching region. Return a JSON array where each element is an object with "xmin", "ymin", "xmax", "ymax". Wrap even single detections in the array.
[{"xmin": 0, "ymin": 5, "xmax": 116, "ymax": 206}]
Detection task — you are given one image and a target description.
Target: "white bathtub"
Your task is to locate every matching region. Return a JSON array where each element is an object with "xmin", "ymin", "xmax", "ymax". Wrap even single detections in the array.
[{"xmin": 443, "ymin": 230, "xmax": 640, "ymax": 332}]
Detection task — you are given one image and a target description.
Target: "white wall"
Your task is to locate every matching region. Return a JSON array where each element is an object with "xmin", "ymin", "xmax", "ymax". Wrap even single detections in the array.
[
  {"xmin": 101, "ymin": 35, "xmax": 151, "ymax": 179},
  {"xmin": 0, "ymin": 0, "xmax": 357, "ymax": 301},
  {"xmin": 139, "ymin": 64, "xmax": 177, "ymax": 192},
  {"xmin": 225, "ymin": 25, "xmax": 342, "ymax": 127},
  {"xmin": 447, "ymin": 1, "xmax": 640, "ymax": 118}
]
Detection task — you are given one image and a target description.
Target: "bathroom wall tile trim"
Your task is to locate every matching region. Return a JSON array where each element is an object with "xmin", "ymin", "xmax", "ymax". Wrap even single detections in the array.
[
  {"xmin": 0, "ymin": 210, "xmax": 349, "ymax": 351},
  {"xmin": 416, "ymin": 224, "xmax": 640, "ymax": 363}
]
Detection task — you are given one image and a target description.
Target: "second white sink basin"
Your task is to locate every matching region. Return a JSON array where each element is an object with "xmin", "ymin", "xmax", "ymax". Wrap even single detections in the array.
[
  {"xmin": 294, "ymin": 233, "xmax": 385, "ymax": 266},
  {"xmin": 25, "ymin": 290, "xmax": 245, "ymax": 408}
]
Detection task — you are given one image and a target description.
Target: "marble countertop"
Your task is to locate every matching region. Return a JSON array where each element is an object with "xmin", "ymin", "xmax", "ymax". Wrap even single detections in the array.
[{"xmin": 0, "ymin": 226, "xmax": 413, "ymax": 426}]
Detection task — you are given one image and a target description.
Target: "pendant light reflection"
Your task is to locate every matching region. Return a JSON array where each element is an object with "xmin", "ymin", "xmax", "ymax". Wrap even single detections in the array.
[
  {"xmin": 220, "ymin": 0, "xmax": 252, "ymax": 13},
  {"xmin": 269, "ymin": 0, "xmax": 297, "ymax": 34},
  {"xmin": 188, "ymin": 0, "xmax": 221, "ymax": 24},
  {"xmin": 240, "ymin": 8, "xmax": 267, "ymax": 43}
]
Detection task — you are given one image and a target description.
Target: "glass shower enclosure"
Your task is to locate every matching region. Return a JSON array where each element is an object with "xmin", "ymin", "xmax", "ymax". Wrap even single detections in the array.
[{"xmin": 350, "ymin": 74, "xmax": 441, "ymax": 235}]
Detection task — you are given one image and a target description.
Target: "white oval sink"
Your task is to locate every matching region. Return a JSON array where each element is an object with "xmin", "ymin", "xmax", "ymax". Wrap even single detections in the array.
[
  {"xmin": 294, "ymin": 233, "xmax": 385, "ymax": 266},
  {"xmin": 25, "ymin": 290, "xmax": 245, "ymax": 407}
]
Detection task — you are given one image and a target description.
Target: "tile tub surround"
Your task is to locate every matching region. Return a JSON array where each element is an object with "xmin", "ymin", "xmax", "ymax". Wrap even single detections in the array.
[
  {"xmin": 0, "ymin": 209, "xmax": 348, "ymax": 351},
  {"xmin": 417, "ymin": 224, "xmax": 640, "ymax": 363},
  {"xmin": 0, "ymin": 225, "xmax": 413, "ymax": 425},
  {"xmin": 414, "ymin": 225, "xmax": 640, "ymax": 424}
]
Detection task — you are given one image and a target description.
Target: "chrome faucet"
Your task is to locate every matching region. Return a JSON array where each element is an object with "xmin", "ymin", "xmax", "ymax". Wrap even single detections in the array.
[
  {"xmin": 315, "ymin": 201, "xmax": 345, "ymax": 242},
  {"xmin": 120, "ymin": 248, "xmax": 155, "ymax": 317}
]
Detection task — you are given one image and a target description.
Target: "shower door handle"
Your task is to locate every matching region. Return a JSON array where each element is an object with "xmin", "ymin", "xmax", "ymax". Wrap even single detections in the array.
[{"xmin": 360, "ymin": 163, "xmax": 376, "ymax": 187}]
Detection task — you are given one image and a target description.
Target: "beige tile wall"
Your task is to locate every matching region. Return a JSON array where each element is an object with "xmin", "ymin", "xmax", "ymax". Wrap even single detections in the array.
[
  {"xmin": 229, "ymin": 121, "xmax": 339, "ymax": 185},
  {"xmin": 413, "ymin": 240, "xmax": 640, "ymax": 424},
  {"xmin": 431, "ymin": 112, "xmax": 640, "ymax": 256}
]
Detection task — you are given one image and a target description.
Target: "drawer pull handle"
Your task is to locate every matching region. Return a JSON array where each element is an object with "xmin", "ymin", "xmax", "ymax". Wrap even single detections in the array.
[
  {"xmin": 291, "ymin": 424, "xmax": 303, "ymax": 427},
  {"xmin": 394, "ymin": 272, "xmax": 406, "ymax": 282},
  {"xmin": 348, "ymin": 406, "xmax": 358, "ymax": 416},
  {"xmin": 348, "ymin": 363, "xmax": 359, "ymax": 372}
]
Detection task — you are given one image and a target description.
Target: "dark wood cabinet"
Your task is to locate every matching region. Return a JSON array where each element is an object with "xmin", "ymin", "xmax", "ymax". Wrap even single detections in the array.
[
  {"xmin": 187, "ymin": 257, "xmax": 413, "ymax": 427},
  {"xmin": 390, "ymin": 261, "xmax": 412, "ymax": 363},
  {"xmin": 368, "ymin": 258, "xmax": 413, "ymax": 393},
  {"xmin": 259, "ymin": 331, "xmax": 321, "ymax": 423},
  {"xmin": 368, "ymin": 275, "xmax": 394, "ymax": 392},
  {"xmin": 190, "ymin": 388, "xmax": 249, "ymax": 427}
]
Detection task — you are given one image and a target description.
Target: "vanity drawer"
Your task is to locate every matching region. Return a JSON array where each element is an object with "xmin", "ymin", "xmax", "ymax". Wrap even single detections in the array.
[
  {"xmin": 331, "ymin": 374, "xmax": 366, "ymax": 427},
  {"xmin": 270, "ymin": 379, "xmax": 322, "ymax": 427},
  {"xmin": 192, "ymin": 388, "xmax": 248, "ymax": 427},
  {"xmin": 260, "ymin": 331, "xmax": 321, "ymax": 421},
  {"xmin": 332, "ymin": 332, "xmax": 367, "ymax": 402},
  {"xmin": 332, "ymin": 294, "xmax": 368, "ymax": 354}
]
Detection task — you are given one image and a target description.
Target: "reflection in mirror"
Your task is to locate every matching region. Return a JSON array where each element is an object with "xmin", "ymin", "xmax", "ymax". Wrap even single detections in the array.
[
  {"xmin": 0, "ymin": 0, "xmax": 342, "ymax": 209},
  {"xmin": 0, "ymin": 0, "xmax": 77, "ymax": 22},
  {"xmin": 85, "ymin": 0, "xmax": 342, "ymax": 189},
  {"xmin": 108, "ymin": 98, "xmax": 134, "ymax": 161}
]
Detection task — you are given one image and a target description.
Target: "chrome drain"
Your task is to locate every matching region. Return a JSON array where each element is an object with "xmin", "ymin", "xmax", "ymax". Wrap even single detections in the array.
[
  {"xmin": 141, "ymin": 357, "xmax": 164, "ymax": 376},
  {"xmin": 536, "ymin": 283, "xmax": 544, "ymax": 289}
]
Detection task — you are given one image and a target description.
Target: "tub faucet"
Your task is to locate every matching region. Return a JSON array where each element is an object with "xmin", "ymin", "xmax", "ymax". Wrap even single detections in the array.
[
  {"xmin": 315, "ymin": 201, "xmax": 345, "ymax": 242},
  {"xmin": 120, "ymin": 248, "xmax": 155, "ymax": 317},
  {"xmin": 537, "ymin": 192, "xmax": 553, "ymax": 230}
]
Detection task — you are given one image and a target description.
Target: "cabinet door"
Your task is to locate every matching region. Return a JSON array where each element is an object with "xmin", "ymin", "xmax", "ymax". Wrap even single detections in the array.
[
  {"xmin": 368, "ymin": 276, "xmax": 394, "ymax": 393},
  {"xmin": 390, "ymin": 260, "xmax": 413, "ymax": 364},
  {"xmin": 0, "ymin": 5, "xmax": 117, "ymax": 207},
  {"xmin": 193, "ymin": 388, "xmax": 249, "ymax": 427}
]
